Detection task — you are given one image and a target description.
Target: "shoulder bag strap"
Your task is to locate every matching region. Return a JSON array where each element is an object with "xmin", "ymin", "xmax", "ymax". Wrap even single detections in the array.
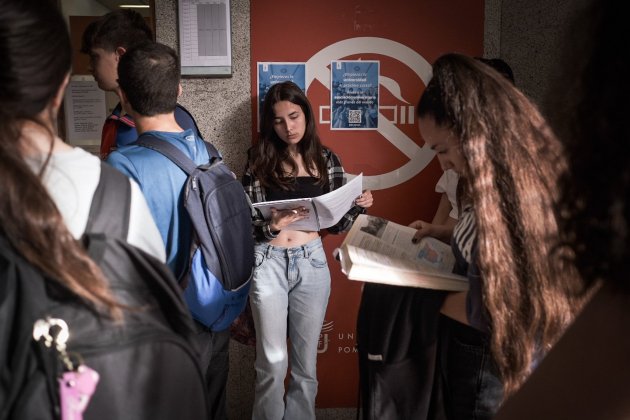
[
  {"xmin": 135, "ymin": 133, "xmax": 207, "ymax": 176},
  {"xmin": 84, "ymin": 163, "xmax": 131, "ymax": 240}
]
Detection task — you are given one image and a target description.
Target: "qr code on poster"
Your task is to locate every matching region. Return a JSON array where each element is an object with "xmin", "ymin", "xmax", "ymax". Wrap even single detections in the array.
[{"xmin": 348, "ymin": 109, "xmax": 362, "ymax": 124}]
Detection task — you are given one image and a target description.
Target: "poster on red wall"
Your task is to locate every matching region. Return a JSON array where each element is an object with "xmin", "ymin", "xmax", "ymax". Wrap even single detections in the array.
[
  {"xmin": 331, "ymin": 60, "xmax": 379, "ymax": 129},
  {"xmin": 256, "ymin": 62, "xmax": 306, "ymax": 130},
  {"xmin": 251, "ymin": 0, "xmax": 484, "ymax": 408}
]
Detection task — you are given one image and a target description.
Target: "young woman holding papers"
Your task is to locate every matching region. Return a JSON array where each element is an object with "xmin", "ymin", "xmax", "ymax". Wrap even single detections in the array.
[{"xmin": 242, "ymin": 81, "xmax": 373, "ymax": 419}]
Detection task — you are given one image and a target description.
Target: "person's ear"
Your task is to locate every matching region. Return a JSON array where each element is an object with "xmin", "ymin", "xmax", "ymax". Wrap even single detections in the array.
[
  {"xmin": 177, "ymin": 83, "xmax": 183, "ymax": 98},
  {"xmin": 115, "ymin": 46, "xmax": 126, "ymax": 60}
]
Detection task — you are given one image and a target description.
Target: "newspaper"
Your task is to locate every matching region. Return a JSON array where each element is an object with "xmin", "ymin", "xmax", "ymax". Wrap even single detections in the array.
[
  {"xmin": 253, "ymin": 174, "xmax": 363, "ymax": 231},
  {"xmin": 337, "ymin": 214, "xmax": 469, "ymax": 291}
]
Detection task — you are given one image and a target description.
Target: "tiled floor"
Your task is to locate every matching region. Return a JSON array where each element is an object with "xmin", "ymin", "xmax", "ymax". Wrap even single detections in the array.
[{"xmin": 316, "ymin": 408, "xmax": 357, "ymax": 419}]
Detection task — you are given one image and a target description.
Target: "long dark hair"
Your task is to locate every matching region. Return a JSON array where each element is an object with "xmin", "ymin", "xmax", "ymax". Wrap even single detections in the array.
[
  {"xmin": 418, "ymin": 53, "xmax": 582, "ymax": 396},
  {"xmin": 0, "ymin": 0, "xmax": 120, "ymax": 318},
  {"xmin": 249, "ymin": 81, "xmax": 328, "ymax": 189}
]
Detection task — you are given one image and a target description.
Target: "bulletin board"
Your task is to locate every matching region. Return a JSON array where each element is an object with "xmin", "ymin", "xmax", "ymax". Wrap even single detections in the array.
[
  {"xmin": 251, "ymin": 0, "xmax": 484, "ymax": 407},
  {"xmin": 178, "ymin": 0, "xmax": 232, "ymax": 76}
]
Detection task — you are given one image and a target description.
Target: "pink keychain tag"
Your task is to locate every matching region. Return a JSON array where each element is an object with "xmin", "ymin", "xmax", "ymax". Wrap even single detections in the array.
[{"xmin": 58, "ymin": 364, "xmax": 100, "ymax": 420}]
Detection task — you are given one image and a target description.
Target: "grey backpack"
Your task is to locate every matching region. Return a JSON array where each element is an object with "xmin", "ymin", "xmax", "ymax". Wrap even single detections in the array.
[{"xmin": 136, "ymin": 134, "xmax": 255, "ymax": 331}]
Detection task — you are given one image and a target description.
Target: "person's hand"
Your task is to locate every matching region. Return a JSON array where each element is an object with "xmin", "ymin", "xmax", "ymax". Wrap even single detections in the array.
[
  {"xmin": 269, "ymin": 206, "xmax": 309, "ymax": 231},
  {"xmin": 355, "ymin": 190, "xmax": 374, "ymax": 209},
  {"xmin": 409, "ymin": 219, "xmax": 435, "ymax": 243}
]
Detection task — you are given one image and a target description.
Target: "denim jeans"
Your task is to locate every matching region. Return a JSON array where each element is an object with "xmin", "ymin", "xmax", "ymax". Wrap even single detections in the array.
[
  {"xmin": 249, "ymin": 238, "xmax": 331, "ymax": 420},
  {"xmin": 436, "ymin": 315, "xmax": 504, "ymax": 420}
]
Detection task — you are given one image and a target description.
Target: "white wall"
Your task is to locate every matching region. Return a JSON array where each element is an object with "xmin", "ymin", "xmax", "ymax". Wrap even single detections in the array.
[{"xmin": 60, "ymin": 0, "xmax": 110, "ymax": 20}]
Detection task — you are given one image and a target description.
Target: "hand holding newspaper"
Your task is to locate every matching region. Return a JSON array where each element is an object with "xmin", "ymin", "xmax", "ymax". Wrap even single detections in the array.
[
  {"xmin": 253, "ymin": 174, "xmax": 363, "ymax": 231},
  {"xmin": 336, "ymin": 214, "xmax": 469, "ymax": 291}
]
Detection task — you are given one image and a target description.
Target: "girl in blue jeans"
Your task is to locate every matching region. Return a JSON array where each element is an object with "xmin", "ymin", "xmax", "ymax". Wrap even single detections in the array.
[{"xmin": 242, "ymin": 81, "xmax": 373, "ymax": 419}]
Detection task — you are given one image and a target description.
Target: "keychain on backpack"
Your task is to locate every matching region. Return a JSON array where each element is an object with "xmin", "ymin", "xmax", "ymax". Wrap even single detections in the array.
[{"xmin": 33, "ymin": 317, "xmax": 100, "ymax": 420}]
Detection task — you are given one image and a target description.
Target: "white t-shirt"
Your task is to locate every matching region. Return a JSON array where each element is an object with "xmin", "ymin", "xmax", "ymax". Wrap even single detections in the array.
[
  {"xmin": 28, "ymin": 147, "xmax": 166, "ymax": 262},
  {"xmin": 435, "ymin": 169, "xmax": 459, "ymax": 220}
]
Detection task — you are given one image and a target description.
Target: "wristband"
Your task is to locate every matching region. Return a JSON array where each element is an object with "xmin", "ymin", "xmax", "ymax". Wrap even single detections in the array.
[{"xmin": 264, "ymin": 222, "xmax": 280, "ymax": 239}]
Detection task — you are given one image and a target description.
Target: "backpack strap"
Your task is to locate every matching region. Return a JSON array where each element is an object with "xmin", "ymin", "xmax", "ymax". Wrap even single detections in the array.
[
  {"xmin": 85, "ymin": 163, "xmax": 131, "ymax": 240},
  {"xmin": 136, "ymin": 132, "xmax": 257, "ymax": 223},
  {"xmin": 135, "ymin": 133, "xmax": 221, "ymax": 175},
  {"xmin": 175, "ymin": 103, "xmax": 204, "ymax": 141}
]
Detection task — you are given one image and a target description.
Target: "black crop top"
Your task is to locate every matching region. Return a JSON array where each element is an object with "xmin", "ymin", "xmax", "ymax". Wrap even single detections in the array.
[{"xmin": 265, "ymin": 177, "xmax": 325, "ymax": 201}]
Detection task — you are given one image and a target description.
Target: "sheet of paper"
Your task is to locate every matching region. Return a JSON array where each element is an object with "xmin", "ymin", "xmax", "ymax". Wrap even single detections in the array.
[
  {"xmin": 179, "ymin": 0, "xmax": 231, "ymax": 68},
  {"xmin": 341, "ymin": 244, "xmax": 468, "ymax": 290},
  {"xmin": 345, "ymin": 244, "xmax": 444, "ymax": 276},
  {"xmin": 343, "ymin": 214, "xmax": 455, "ymax": 272},
  {"xmin": 63, "ymin": 78, "xmax": 106, "ymax": 146},
  {"xmin": 314, "ymin": 173, "xmax": 363, "ymax": 229},
  {"xmin": 330, "ymin": 61, "xmax": 380, "ymax": 130},
  {"xmin": 252, "ymin": 173, "xmax": 363, "ymax": 231},
  {"xmin": 253, "ymin": 199, "xmax": 318, "ymax": 231},
  {"xmin": 257, "ymin": 63, "xmax": 306, "ymax": 131}
]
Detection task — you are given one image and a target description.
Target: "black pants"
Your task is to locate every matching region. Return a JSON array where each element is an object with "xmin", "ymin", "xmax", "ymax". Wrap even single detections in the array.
[
  {"xmin": 193, "ymin": 321, "xmax": 230, "ymax": 420},
  {"xmin": 357, "ymin": 283, "xmax": 446, "ymax": 420},
  {"xmin": 434, "ymin": 315, "xmax": 503, "ymax": 420}
]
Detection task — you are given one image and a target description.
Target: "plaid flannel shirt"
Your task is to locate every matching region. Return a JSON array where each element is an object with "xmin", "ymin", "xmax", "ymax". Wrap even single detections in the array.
[{"xmin": 242, "ymin": 147, "xmax": 365, "ymax": 241}]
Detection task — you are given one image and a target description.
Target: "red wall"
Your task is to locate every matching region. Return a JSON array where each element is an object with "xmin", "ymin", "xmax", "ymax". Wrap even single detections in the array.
[{"xmin": 251, "ymin": 0, "xmax": 483, "ymax": 407}]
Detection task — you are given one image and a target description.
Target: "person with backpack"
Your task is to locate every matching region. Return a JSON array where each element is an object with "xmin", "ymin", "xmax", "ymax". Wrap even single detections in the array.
[
  {"xmin": 243, "ymin": 81, "xmax": 373, "ymax": 420},
  {"xmin": 0, "ymin": 0, "xmax": 209, "ymax": 418},
  {"xmin": 80, "ymin": 9, "xmax": 202, "ymax": 159},
  {"xmin": 106, "ymin": 41, "xmax": 251, "ymax": 420}
]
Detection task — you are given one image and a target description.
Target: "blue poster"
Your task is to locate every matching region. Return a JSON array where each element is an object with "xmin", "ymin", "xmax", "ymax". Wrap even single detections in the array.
[
  {"xmin": 330, "ymin": 60, "xmax": 379, "ymax": 130},
  {"xmin": 257, "ymin": 62, "xmax": 306, "ymax": 130}
]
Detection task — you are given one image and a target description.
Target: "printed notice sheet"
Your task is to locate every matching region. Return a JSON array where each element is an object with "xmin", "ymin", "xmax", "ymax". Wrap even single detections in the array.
[
  {"xmin": 331, "ymin": 60, "xmax": 379, "ymax": 130},
  {"xmin": 178, "ymin": 0, "xmax": 232, "ymax": 75},
  {"xmin": 63, "ymin": 78, "xmax": 106, "ymax": 147},
  {"xmin": 257, "ymin": 62, "xmax": 306, "ymax": 130},
  {"xmin": 253, "ymin": 174, "xmax": 363, "ymax": 231}
]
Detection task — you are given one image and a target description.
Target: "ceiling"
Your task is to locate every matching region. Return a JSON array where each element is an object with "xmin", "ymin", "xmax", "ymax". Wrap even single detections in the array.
[{"xmin": 96, "ymin": 0, "xmax": 152, "ymax": 16}]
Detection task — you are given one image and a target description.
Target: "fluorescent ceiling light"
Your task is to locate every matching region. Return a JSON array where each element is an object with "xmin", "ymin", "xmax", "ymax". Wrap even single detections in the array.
[{"xmin": 119, "ymin": 4, "xmax": 150, "ymax": 8}]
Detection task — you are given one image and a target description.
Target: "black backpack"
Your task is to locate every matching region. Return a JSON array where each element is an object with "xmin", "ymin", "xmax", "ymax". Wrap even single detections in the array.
[
  {"xmin": 136, "ymin": 134, "xmax": 255, "ymax": 332},
  {"xmin": 0, "ymin": 164, "xmax": 209, "ymax": 420}
]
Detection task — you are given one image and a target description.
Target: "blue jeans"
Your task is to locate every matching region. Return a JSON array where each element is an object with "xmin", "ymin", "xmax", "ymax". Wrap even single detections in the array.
[{"xmin": 249, "ymin": 238, "xmax": 331, "ymax": 420}]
